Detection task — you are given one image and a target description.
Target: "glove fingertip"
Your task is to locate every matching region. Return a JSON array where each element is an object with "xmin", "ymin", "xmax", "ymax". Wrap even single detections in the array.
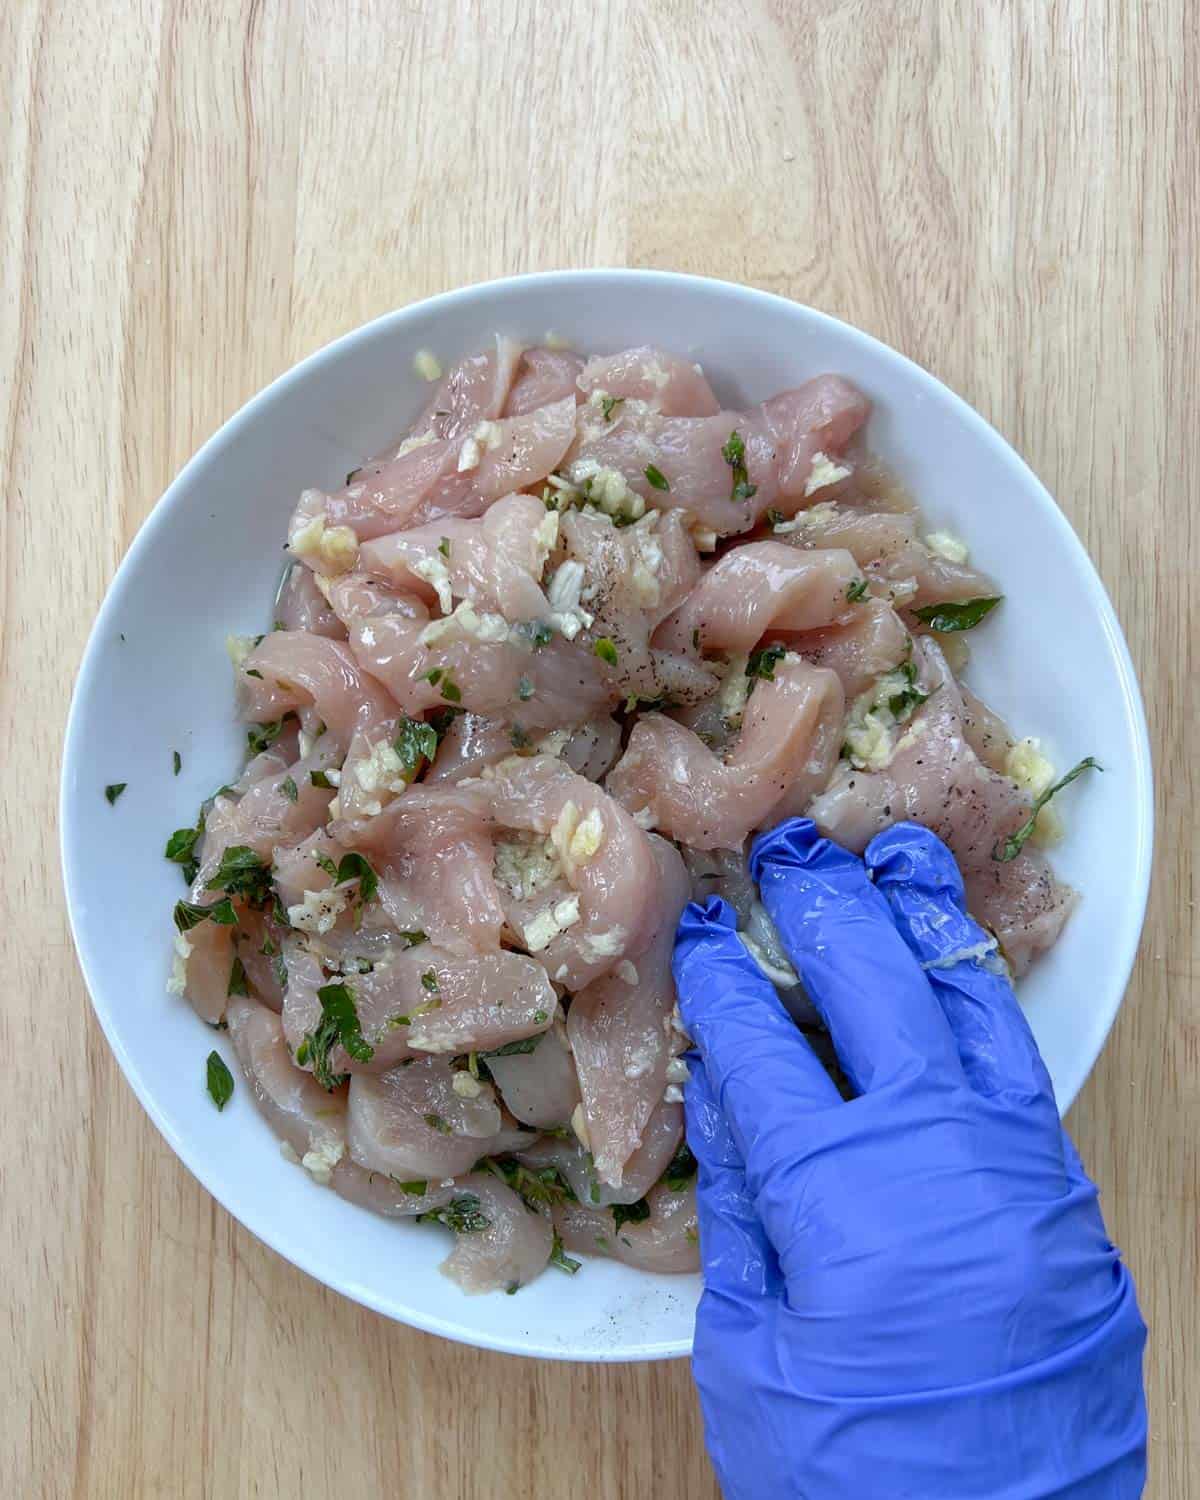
[{"xmin": 865, "ymin": 822, "xmax": 965, "ymax": 904}]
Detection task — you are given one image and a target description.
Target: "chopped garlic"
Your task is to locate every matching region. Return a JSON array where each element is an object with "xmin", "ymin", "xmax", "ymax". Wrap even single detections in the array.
[
  {"xmin": 545, "ymin": 560, "xmax": 594, "ymax": 639},
  {"xmin": 472, "ymin": 419, "xmax": 504, "ymax": 452},
  {"xmin": 226, "ymin": 634, "xmax": 257, "ymax": 669},
  {"xmin": 493, "ymin": 836, "xmax": 563, "ymax": 903},
  {"xmin": 457, "ymin": 435, "xmax": 482, "ymax": 473},
  {"xmin": 523, "ymin": 894, "xmax": 582, "ymax": 953},
  {"xmin": 570, "ymin": 1103, "xmax": 592, "ymax": 1151},
  {"xmin": 532, "ymin": 509, "xmax": 560, "ymax": 574},
  {"xmin": 354, "ymin": 739, "xmax": 407, "ymax": 795},
  {"xmin": 628, "ymin": 517, "xmax": 665, "ymax": 607},
  {"xmin": 663, "ymin": 1084, "xmax": 685, "ymax": 1104},
  {"xmin": 805, "ymin": 451, "xmax": 851, "ymax": 497},
  {"xmin": 452, "ymin": 1072, "xmax": 484, "ymax": 1100},
  {"xmin": 544, "ymin": 330, "xmax": 570, "ymax": 351},
  {"xmin": 740, "ymin": 930, "xmax": 800, "ymax": 989},
  {"xmin": 717, "ymin": 653, "xmax": 752, "ymax": 727},
  {"xmin": 566, "ymin": 460, "xmax": 647, "ymax": 523},
  {"xmin": 287, "ymin": 886, "xmax": 350, "ymax": 935},
  {"xmin": 394, "ymin": 429, "xmax": 438, "ymax": 459},
  {"xmin": 300, "ymin": 1135, "xmax": 344, "ymax": 1186},
  {"xmin": 166, "ymin": 932, "xmax": 192, "ymax": 996},
  {"xmin": 581, "ymin": 926, "xmax": 626, "ymax": 960},
  {"xmin": 567, "ymin": 806, "xmax": 605, "ymax": 864},
  {"xmin": 925, "ymin": 530, "xmax": 970, "ymax": 565},
  {"xmin": 615, "ymin": 959, "xmax": 639, "ymax": 986},
  {"xmin": 772, "ymin": 500, "xmax": 839, "ymax": 536},
  {"xmin": 690, "ymin": 521, "xmax": 719, "ymax": 552},
  {"xmin": 664, "ymin": 1056, "xmax": 690, "ymax": 1085},
  {"xmin": 412, "ymin": 554, "xmax": 454, "ymax": 614},
  {"xmin": 1005, "ymin": 737, "xmax": 1064, "ymax": 845},
  {"xmin": 631, "ymin": 806, "xmax": 657, "ymax": 830},
  {"xmin": 418, "ymin": 597, "xmax": 510, "ymax": 646},
  {"xmin": 413, "ymin": 349, "xmax": 442, "ymax": 381},
  {"xmin": 290, "ymin": 512, "xmax": 359, "ymax": 575}
]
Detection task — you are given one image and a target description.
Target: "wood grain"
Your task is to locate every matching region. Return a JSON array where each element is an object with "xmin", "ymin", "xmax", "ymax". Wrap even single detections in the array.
[{"xmin": 3, "ymin": 1, "xmax": 1195, "ymax": 1494}]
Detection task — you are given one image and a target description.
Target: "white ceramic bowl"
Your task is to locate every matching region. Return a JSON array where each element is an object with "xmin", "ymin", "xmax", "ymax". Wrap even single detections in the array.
[{"xmin": 61, "ymin": 270, "xmax": 1153, "ymax": 1361}]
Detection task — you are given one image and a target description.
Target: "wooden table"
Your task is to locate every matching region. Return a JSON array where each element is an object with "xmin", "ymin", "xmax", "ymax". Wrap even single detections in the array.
[{"xmin": 5, "ymin": 2, "xmax": 1196, "ymax": 1495}]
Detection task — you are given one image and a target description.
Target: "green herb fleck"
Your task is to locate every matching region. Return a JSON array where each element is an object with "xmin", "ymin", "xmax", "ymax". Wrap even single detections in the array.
[
  {"xmin": 205, "ymin": 844, "xmax": 273, "ymax": 907},
  {"xmin": 438, "ymin": 536, "xmax": 451, "ymax": 558},
  {"xmin": 226, "ymin": 956, "xmax": 249, "ymax": 998},
  {"xmin": 721, "ymin": 429, "xmax": 757, "ymax": 504},
  {"xmin": 206, "ymin": 1051, "xmax": 234, "ymax": 1111},
  {"xmin": 599, "ymin": 394, "xmax": 624, "ymax": 421},
  {"xmin": 644, "ymin": 464, "xmax": 670, "ymax": 492},
  {"xmin": 517, "ymin": 675, "xmax": 534, "ymax": 701},
  {"xmin": 993, "ymin": 756, "xmax": 1102, "ymax": 863},
  {"xmin": 313, "ymin": 850, "xmax": 339, "ymax": 881},
  {"xmin": 685, "ymin": 1226, "xmax": 699, "ymax": 1246},
  {"xmin": 164, "ymin": 824, "xmax": 201, "ymax": 871},
  {"xmin": 746, "ymin": 643, "xmax": 786, "ymax": 682},
  {"xmin": 510, "ymin": 724, "xmax": 533, "ymax": 750},
  {"xmin": 398, "ymin": 930, "xmax": 427, "ymax": 949},
  {"xmin": 912, "ymin": 596, "xmax": 1003, "ymax": 633},
  {"xmin": 310, "ymin": 769, "xmax": 336, "ymax": 789},
  {"xmin": 244, "ymin": 669, "xmax": 263, "ymax": 679},
  {"xmin": 104, "ymin": 783, "xmax": 127, "ymax": 805},
  {"xmin": 335, "ymin": 852, "xmax": 379, "ymax": 904},
  {"xmin": 246, "ymin": 718, "xmax": 286, "ymax": 756},
  {"xmin": 173, "ymin": 751, "xmax": 182, "ymax": 775},
  {"xmin": 612, "ymin": 1198, "xmax": 651, "ymax": 1233},
  {"xmin": 397, "ymin": 1179, "xmax": 428, "ymax": 1196},
  {"xmin": 281, "ymin": 776, "xmax": 298, "ymax": 803},
  {"xmin": 482, "ymin": 1035, "xmax": 539, "ymax": 1059},
  {"xmin": 765, "ymin": 508, "xmax": 785, "ymax": 527},
  {"xmin": 440, "ymin": 676, "xmax": 462, "ymax": 704},
  {"xmin": 423, "ymin": 667, "xmax": 443, "ymax": 686},
  {"xmin": 298, "ymin": 982, "xmax": 374, "ymax": 1091},
  {"xmin": 885, "ymin": 659, "xmax": 929, "ymax": 721},
  {"xmin": 593, "ymin": 636, "xmax": 619, "ymax": 667},
  {"xmin": 173, "ymin": 897, "xmax": 237, "ymax": 934},
  {"xmin": 421, "ymin": 969, "xmax": 439, "ymax": 994},
  {"xmin": 661, "ymin": 1140, "xmax": 698, "ymax": 1192},
  {"xmin": 532, "ymin": 1009, "xmax": 549, "ymax": 1024},
  {"xmin": 423, "ymin": 1112, "xmax": 452, "ymax": 1135},
  {"xmin": 550, "ymin": 1231, "xmax": 582, "ymax": 1274},
  {"xmin": 416, "ymin": 1193, "xmax": 489, "ymax": 1232},
  {"xmin": 846, "ymin": 578, "xmax": 870, "ymax": 603},
  {"xmin": 691, "ymin": 628, "xmax": 701, "ymax": 651},
  {"xmin": 486, "ymin": 1156, "xmax": 575, "ymax": 1210},
  {"xmin": 394, "ymin": 715, "xmax": 438, "ymax": 778}
]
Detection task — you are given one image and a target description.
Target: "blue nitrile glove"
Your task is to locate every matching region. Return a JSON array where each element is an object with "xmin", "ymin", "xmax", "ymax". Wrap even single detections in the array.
[{"xmin": 673, "ymin": 819, "xmax": 1146, "ymax": 1500}]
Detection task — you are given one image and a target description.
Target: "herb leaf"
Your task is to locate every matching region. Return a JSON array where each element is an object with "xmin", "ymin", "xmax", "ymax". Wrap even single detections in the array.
[
  {"xmin": 612, "ymin": 1198, "xmax": 651, "ymax": 1233},
  {"xmin": 204, "ymin": 845, "xmax": 273, "ymax": 906},
  {"xmin": 550, "ymin": 1230, "xmax": 582, "ymax": 1274},
  {"xmin": 912, "ymin": 596, "xmax": 1003, "ymax": 633},
  {"xmin": 397, "ymin": 1179, "xmax": 428, "ymax": 1196},
  {"xmin": 993, "ymin": 756, "xmax": 1102, "ymax": 863},
  {"xmin": 482, "ymin": 1035, "xmax": 540, "ymax": 1059},
  {"xmin": 298, "ymin": 982, "xmax": 374, "ymax": 1090},
  {"xmin": 440, "ymin": 676, "xmax": 462, "ymax": 704},
  {"xmin": 173, "ymin": 751, "xmax": 182, "ymax": 775},
  {"xmin": 336, "ymin": 852, "xmax": 379, "ymax": 905},
  {"xmin": 846, "ymin": 578, "xmax": 870, "ymax": 603},
  {"xmin": 246, "ymin": 718, "xmax": 286, "ymax": 756},
  {"xmin": 661, "ymin": 1140, "xmax": 698, "ymax": 1192},
  {"xmin": 517, "ymin": 675, "xmax": 534, "ymax": 701},
  {"xmin": 104, "ymin": 783, "xmax": 127, "ymax": 805},
  {"xmin": 593, "ymin": 636, "xmax": 619, "ymax": 667},
  {"xmin": 417, "ymin": 1193, "xmax": 490, "ymax": 1233},
  {"xmin": 310, "ymin": 769, "xmax": 335, "ymax": 789},
  {"xmin": 599, "ymin": 394, "xmax": 624, "ymax": 421},
  {"xmin": 423, "ymin": 1112, "xmax": 452, "ymax": 1135},
  {"xmin": 644, "ymin": 464, "xmax": 670, "ymax": 492},
  {"xmin": 206, "ymin": 1051, "xmax": 235, "ymax": 1111},
  {"xmin": 394, "ymin": 715, "xmax": 438, "ymax": 777},
  {"xmin": 165, "ymin": 825, "xmax": 201, "ymax": 865},
  {"xmin": 720, "ymin": 429, "xmax": 757, "ymax": 505},
  {"xmin": 226, "ymin": 956, "xmax": 249, "ymax": 997},
  {"xmin": 281, "ymin": 776, "xmax": 298, "ymax": 803},
  {"xmin": 438, "ymin": 536, "xmax": 451, "ymax": 558},
  {"xmin": 174, "ymin": 897, "xmax": 236, "ymax": 933},
  {"xmin": 746, "ymin": 643, "xmax": 786, "ymax": 682}
]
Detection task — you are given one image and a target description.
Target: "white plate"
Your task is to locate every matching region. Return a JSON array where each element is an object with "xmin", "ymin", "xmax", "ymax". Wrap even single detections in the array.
[{"xmin": 60, "ymin": 270, "xmax": 1154, "ymax": 1361}]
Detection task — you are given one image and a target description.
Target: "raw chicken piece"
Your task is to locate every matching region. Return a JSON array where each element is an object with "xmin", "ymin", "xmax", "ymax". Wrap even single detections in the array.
[
  {"xmin": 608, "ymin": 658, "xmax": 845, "ymax": 849},
  {"xmin": 306, "ymin": 398, "xmax": 577, "ymax": 542},
  {"xmin": 558, "ymin": 508, "xmax": 714, "ymax": 704},
  {"xmin": 486, "ymin": 755, "xmax": 661, "ymax": 987},
  {"xmin": 324, "ymin": 572, "xmax": 415, "ymax": 628},
  {"xmin": 359, "ymin": 492, "xmax": 555, "ymax": 622},
  {"xmin": 774, "ymin": 506, "xmax": 996, "ymax": 609},
  {"xmin": 557, "ymin": 1182, "xmax": 700, "ymax": 1273},
  {"xmin": 520, "ymin": 1098, "xmax": 684, "ymax": 1207},
  {"xmin": 654, "ymin": 542, "xmax": 859, "ymax": 655},
  {"xmin": 485, "ymin": 1028, "xmax": 581, "ymax": 1129},
  {"xmin": 411, "ymin": 335, "xmax": 524, "ymax": 441},
  {"xmin": 964, "ymin": 850, "xmax": 1078, "ymax": 977},
  {"xmin": 576, "ymin": 346, "xmax": 721, "ymax": 416},
  {"xmin": 330, "ymin": 1159, "xmax": 455, "ymax": 1217},
  {"xmin": 346, "ymin": 1058, "xmax": 531, "ymax": 1179},
  {"xmin": 566, "ymin": 375, "xmax": 870, "ymax": 534},
  {"xmin": 176, "ymin": 916, "xmax": 236, "ymax": 1025},
  {"xmin": 682, "ymin": 845, "xmax": 756, "ymax": 920},
  {"xmin": 504, "ymin": 347, "xmax": 586, "ymax": 416},
  {"xmin": 348, "ymin": 597, "xmax": 612, "ymax": 728},
  {"xmin": 959, "ymin": 683, "xmax": 1015, "ymax": 772},
  {"xmin": 436, "ymin": 1172, "xmax": 554, "ymax": 1294},
  {"xmin": 233, "ymin": 909, "xmax": 286, "ymax": 1013},
  {"xmin": 238, "ymin": 631, "xmax": 400, "ymax": 752},
  {"xmin": 276, "ymin": 563, "xmax": 347, "ymax": 639},
  {"xmin": 568, "ymin": 836, "xmax": 690, "ymax": 1186},
  {"xmin": 559, "ymin": 717, "xmax": 623, "ymax": 781},
  {"xmin": 226, "ymin": 995, "xmax": 347, "ymax": 1171},
  {"xmin": 426, "ymin": 712, "xmax": 514, "ymax": 783},
  {"xmin": 334, "ymin": 783, "xmax": 503, "ymax": 955},
  {"xmin": 789, "ymin": 597, "xmax": 911, "ymax": 697}
]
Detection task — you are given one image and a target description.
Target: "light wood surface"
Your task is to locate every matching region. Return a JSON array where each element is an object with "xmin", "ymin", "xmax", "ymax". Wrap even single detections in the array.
[{"xmin": 4, "ymin": 2, "xmax": 1196, "ymax": 1495}]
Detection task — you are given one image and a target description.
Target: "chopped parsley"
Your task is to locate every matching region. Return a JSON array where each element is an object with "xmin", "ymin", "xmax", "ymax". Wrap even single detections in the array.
[
  {"xmin": 164, "ymin": 822, "xmax": 202, "ymax": 885},
  {"xmin": 173, "ymin": 751, "xmax": 182, "ymax": 775},
  {"xmin": 313, "ymin": 850, "xmax": 339, "ymax": 881},
  {"xmin": 644, "ymin": 463, "xmax": 670, "ymax": 492},
  {"xmin": 205, "ymin": 1051, "xmax": 234, "ymax": 1111},
  {"xmin": 310, "ymin": 769, "xmax": 336, "ymax": 789},
  {"xmin": 226, "ymin": 956, "xmax": 249, "ymax": 998},
  {"xmin": 438, "ymin": 536, "xmax": 451, "ymax": 558},
  {"xmin": 516, "ymin": 620, "xmax": 555, "ymax": 650},
  {"xmin": 173, "ymin": 897, "xmax": 236, "ymax": 933},
  {"xmin": 486, "ymin": 1156, "xmax": 575, "ymax": 1210},
  {"xmin": 423, "ymin": 1112, "xmax": 453, "ymax": 1135},
  {"xmin": 423, "ymin": 667, "xmax": 443, "ymax": 685},
  {"xmin": 481, "ymin": 1035, "xmax": 540, "ymax": 1059},
  {"xmin": 104, "ymin": 783, "xmax": 127, "ymax": 805},
  {"xmin": 532, "ymin": 1009, "xmax": 549, "ymax": 1024},
  {"xmin": 397, "ymin": 1179, "xmax": 428, "ymax": 1196},
  {"xmin": 246, "ymin": 717, "xmax": 287, "ymax": 756},
  {"xmin": 296, "ymin": 981, "xmax": 374, "ymax": 1090},
  {"xmin": 721, "ymin": 429, "xmax": 757, "ymax": 504},
  {"xmin": 885, "ymin": 658, "xmax": 929, "ymax": 720},
  {"xmin": 550, "ymin": 1231, "xmax": 582, "ymax": 1274},
  {"xmin": 510, "ymin": 724, "xmax": 533, "ymax": 750},
  {"xmin": 420, "ymin": 969, "xmax": 440, "ymax": 993},
  {"xmin": 661, "ymin": 1140, "xmax": 698, "ymax": 1192},
  {"xmin": 394, "ymin": 715, "xmax": 438, "ymax": 777},
  {"xmin": 912, "ymin": 596, "xmax": 1003, "ymax": 632},
  {"xmin": 334, "ymin": 852, "xmax": 379, "ymax": 904},
  {"xmin": 746, "ymin": 643, "xmax": 786, "ymax": 682},
  {"xmin": 440, "ymin": 676, "xmax": 462, "ymax": 704},
  {"xmin": 416, "ymin": 1194, "xmax": 489, "ymax": 1232},
  {"xmin": 599, "ymin": 394, "xmax": 624, "ymax": 421},
  {"xmin": 765, "ymin": 508, "xmax": 785, "ymax": 526},
  {"xmin": 846, "ymin": 578, "xmax": 870, "ymax": 603},
  {"xmin": 994, "ymin": 756, "xmax": 1102, "ymax": 863},
  {"xmin": 517, "ymin": 675, "xmax": 535, "ymax": 701},
  {"xmin": 612, "ymin": 1198, "xmax": 651, "ymax": 1233},
  {"xmin": 280, "ymin": 776, "xmax": 298, "ymax": 803},
  {"xmin": 397, "ymin": 929, "xmax": 427, "ymax": 948},
  {"xmin": 593, "ymin": 636, "xmax": 619, "ymax": 667}
]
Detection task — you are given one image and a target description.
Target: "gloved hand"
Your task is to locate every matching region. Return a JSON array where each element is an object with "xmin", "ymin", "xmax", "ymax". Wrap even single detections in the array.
[{"xmin": 673, "ymin": 819, "xmax": 1146, "ymax": 1500}]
